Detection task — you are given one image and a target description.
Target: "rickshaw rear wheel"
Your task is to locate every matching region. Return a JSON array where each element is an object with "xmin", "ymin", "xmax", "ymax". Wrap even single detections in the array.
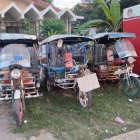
[
  {"xmin": 79, "ymin": 91, "xmax": 92, "ymax": 108},
  {"xmin": 123, "ymin": 76, "xmax": 140, "ymax": 98}
]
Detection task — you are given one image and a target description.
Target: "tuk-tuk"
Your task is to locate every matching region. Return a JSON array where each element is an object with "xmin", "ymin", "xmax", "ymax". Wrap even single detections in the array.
[
  {"xmin": 40, "ymin": 34, "xmax": 100, "ymax": 108},
  {"xmin": 0, "ymin": 33, "xmax": 41, "ymax": 126},
  {"xmin": 92, "ymin": 32, "xmax": 140, "ymax": 97}
]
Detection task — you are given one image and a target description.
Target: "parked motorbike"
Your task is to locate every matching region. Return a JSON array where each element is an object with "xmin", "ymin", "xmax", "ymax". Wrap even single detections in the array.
[
  {"xmin": 93, "ymin": 32, "xmax": 140, "ymax": 97},
  {"xmin": 0, "ymin": 33, "xmax": 41, "ymax": 126},
  {"xmin": 40, "ymin": 35, "xmax": 100, "ymax": 108}
]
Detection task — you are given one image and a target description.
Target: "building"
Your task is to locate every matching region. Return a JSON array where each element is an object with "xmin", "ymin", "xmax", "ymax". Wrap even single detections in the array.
[{"xmin": 0, "ymin": 0, "xmax": 83, "ymax": 34}]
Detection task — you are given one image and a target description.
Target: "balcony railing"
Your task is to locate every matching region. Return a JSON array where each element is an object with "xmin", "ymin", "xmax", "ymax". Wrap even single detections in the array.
[{"xmin": 0, "ymin": 21, "xmax": 37, "ymax": 34}]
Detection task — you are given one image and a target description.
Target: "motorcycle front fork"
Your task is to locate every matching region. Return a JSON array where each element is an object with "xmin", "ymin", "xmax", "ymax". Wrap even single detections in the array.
[
  {"xmin": 12, "ymin": 90, "xmax": 25, "ymax": 111},
  {"xmin": 124, "ymin": 73, "xmax": 132, "ymax": 88}
]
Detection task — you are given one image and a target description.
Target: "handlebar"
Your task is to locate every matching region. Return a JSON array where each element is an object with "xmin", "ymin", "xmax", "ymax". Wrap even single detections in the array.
[{"xmin": 69, "ymin": 59, "xmax": 89, "ymax": 73}]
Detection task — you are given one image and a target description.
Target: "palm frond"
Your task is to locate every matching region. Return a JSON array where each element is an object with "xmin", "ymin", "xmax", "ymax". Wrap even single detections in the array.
[
  {"xmin": 110, "ymin": 0, "xmax": 121, "ymax": 25},
  {"xmin": 97, "ymin": 0, "xmax": 113, "ymax": 22},
  {"xmin": 78, "ymin": 19, "xmax": 114, "ymax": 31}
]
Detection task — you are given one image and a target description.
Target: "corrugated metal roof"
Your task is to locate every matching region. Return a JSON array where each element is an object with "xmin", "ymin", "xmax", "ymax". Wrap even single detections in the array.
[
  {"xmin": 93, "ymin": 32, "xmax": 136, "ymax": 40},
  {"xmin": 41, "ymin": 34, "xmax": 93, "ymax": 45},
  {"xmin": 93, "ymin": 32, "xmax": 136, "ymax": 44},
  {"xmin": 0, "ymin": 33, "xmax": 37, "ymax": 40}
]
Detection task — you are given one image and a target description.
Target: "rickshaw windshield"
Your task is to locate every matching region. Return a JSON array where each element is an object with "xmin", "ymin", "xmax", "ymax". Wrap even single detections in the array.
[
  {"xmin": 114, "ymin": 38, "xmax": 137, "ymax": 58},
  {"xmin": 0, "ymin": 44, "xmax": 30, "ymax": 68}
]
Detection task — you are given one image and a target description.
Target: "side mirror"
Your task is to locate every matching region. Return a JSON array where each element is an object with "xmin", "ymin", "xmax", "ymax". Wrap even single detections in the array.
[{"xmin": 57, "ymin": 39, "xmax": 63, "ymax": 48}]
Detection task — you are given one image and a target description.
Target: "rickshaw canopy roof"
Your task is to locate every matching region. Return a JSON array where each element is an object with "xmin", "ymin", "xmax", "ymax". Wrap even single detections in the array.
[
  {"xmin": 0, "ymin": 33, "xmax": 37, "ymax": 47},
  {"xmin": 93, "ymin": 32, "xmax": 136, "ymax": 44},
  {"xmin": 41, "ymin": 34, "xmax": 93, "ymax": 45}
]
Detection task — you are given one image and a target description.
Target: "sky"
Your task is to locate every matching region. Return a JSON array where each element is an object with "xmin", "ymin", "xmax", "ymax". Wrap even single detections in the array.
[{"xmin": 53, "ymin": 0, "xmax": 81, "ymax": 9}]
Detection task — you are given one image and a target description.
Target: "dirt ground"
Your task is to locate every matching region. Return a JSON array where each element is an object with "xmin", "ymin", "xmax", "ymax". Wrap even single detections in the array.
[{"xmin": 0, "ymin": 101, "xmax": 57, "ymax": 140}]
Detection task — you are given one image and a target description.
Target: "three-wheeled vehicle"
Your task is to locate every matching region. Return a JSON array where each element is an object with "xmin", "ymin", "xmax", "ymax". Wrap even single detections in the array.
[
  {"xmin": 40, "ymin": 35, "xmax": 100, "ymax": 108},
  {"xmin": 0, "ymin": 33, "xmax": 41, "ymax": 126},
  {"xmin": 92, "ymin": 32, "xmax": 140, "ymax": 97}
]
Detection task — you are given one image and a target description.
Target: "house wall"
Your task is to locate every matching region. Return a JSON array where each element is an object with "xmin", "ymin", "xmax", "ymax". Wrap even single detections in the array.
[{"xmin": 0, "ymin": 2, "xmax": 83, "ymax": 34}]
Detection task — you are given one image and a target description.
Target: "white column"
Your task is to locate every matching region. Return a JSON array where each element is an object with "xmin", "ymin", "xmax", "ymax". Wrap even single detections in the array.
[
  {"xmin": 68, "ymin": 21, "xmax": 72, "ymax": 34},
  {"xmin": 0, "ymin": 19, "xmax": 6, "ymax": 32},
  {"xmin": 65, "ymin": 17, "xmax": 69, "ymax": 33}
]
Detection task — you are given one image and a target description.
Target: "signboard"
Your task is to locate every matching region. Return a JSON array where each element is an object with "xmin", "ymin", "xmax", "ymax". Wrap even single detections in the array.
[
  {"xmin": 123, "ymin": 4, "xmax": 140, "ymax": 19},
  {"xmin": 77, "ymin": 73, "xmax": 100, "ymax": 93},
  {"xmin": 123, "ymin": 4, "xmax": 140, "ymax": 74}
]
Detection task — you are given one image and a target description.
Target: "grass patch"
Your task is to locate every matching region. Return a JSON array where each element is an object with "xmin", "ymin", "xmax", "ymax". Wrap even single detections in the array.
[{"xmin": 14, "ymin": 84, "xmax": 140, "ymax": 140}]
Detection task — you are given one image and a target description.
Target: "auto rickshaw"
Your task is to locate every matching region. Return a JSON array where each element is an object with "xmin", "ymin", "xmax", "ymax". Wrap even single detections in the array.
[
  {"xmin": 40, "ymin": 34, "xmax": 100, "ymax": 108},
  {"xmin": 0, "ymin": 33, "xmax": 41, "ymax": 126},
  {"xmin": 92, "ymin": 32, "xmax": 140, "ymax": 97}
]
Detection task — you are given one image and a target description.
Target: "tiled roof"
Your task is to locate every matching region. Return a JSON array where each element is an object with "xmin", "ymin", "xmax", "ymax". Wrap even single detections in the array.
[
  {"xmin": 0, "ymin": 0, "xmax": 60, "ymax": 11},
  {"xmin": 32, "ymin": 0, "xmax": 60, "ymax": 11},
  {"xmin": 0, "ymin": 0, "xmax": 29, "ymax": 10}
]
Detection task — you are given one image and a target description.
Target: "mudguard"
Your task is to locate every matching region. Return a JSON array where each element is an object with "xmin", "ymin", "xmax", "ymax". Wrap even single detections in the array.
[
  {"xmin": 14, "ymin": 90, "xmax": 21, "ymax": 99},
  {"xmin": 129, "ymin": 73, "xmax": 139, "ymax": 78}
]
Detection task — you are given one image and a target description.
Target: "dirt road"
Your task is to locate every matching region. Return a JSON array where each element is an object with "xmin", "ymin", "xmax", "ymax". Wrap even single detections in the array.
[
  {"xmin": 0, "ymin": 101, "xmax": 25, "ymax": 140},
  {"xmin": 0, "ymin": 101, "xmax": 57, "ymax": 140}
]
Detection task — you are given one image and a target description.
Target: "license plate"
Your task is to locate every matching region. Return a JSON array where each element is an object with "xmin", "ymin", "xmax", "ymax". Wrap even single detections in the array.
[{"xmin": 77, "ymin": 73, "xmax": 100, "ymax": 93}]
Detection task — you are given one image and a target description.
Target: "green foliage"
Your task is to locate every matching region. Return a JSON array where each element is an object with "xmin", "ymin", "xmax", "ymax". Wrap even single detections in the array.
[
  {"xmin": 75, "ymin": 0, "xmax": 122, "ymax": 34},
  {"xmin": 23, "ymin": 18, "xmax": 36, "ymax": 35},
  {"xmin": 14, "ymin": 86, "xmax": 140, "ymax": 140},
  {"xmin": 97, "ymin": 0, "xmax": 113, "ymax": 21},
  {"xmin": 73, "ymin": 0, "xmax": 105, "ymax": 23},
  {"xmin": 42, "ymin": 0, "xmax": 53, "ymax": 3},
  {"xmin": 110, "ymin": 0, "xmax": 121, "ymax": 25},
  {"xmin": 76, "ymin": 19, "xmax": 106, "ymax": 35},
  {"xmin": 41, "ymin": 18, "xmax": 65, "ymax": 38},
  {"xmin": 79, "ymin": 19, "xmax": 106, "ymax": 29},
  {"xmin": 73, "ymin": 0, "xmax": 140, "ymax": 34},
  {"xmin": 96, "ymin": 0, "xmax": 122, "ymax": 30}
]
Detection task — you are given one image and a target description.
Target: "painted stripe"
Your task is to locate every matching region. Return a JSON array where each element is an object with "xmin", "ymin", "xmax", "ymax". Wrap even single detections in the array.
[{"xmin": 123, "ymin": 16, "xmax": 140, "ymax": 21}]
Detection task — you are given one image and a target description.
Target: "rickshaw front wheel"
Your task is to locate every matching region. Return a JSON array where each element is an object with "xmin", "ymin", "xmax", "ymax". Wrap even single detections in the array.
[
  {"xmin": 123, "ymin": 76, "xmax": 140, "ymax": 98},
  {"xmin": 47, "ymin": 79, "xmax": 54, "ymax": 92},
  {"xmin": 14, "ymin": 99, "xmax": 23, "ymax": 127},
  {"xmin": 79, "ymin": 91, "xmax": 92, "ymax": 108}
]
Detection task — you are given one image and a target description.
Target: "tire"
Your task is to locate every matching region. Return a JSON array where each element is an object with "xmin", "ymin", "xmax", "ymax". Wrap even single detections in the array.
[
  {"xmin": 79, "ymin": 91, "xmax": 92, "ymax": 108},
  {"xmin": 14, "ymin": 99, "xmax": 23, "ymax": 126},
  {"xmin": 46, "ymin": 79, "xmax": 54, "ymax": 92},
  {"xmin": 123, "ymin": 76, "xmax": 140, "ymax": 98}
]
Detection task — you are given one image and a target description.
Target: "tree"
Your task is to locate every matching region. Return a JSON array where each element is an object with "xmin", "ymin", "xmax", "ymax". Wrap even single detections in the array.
[
  {"xmin": 77, "ymin": 0, "xmax": 122, "ymax": 33},
  {"xmin": 73, "ymin": 0, "xmax": 105, "ymax": 23},
  {"xmin": 42, "ymin": 0, "xmax": 53, "ymax": 3},
  {"xmin": 23, "ymin": 18, "xmax": 36, "ymax": 35},
  {"xmin": 41, "ymin": 18, "xmax": 65, "ymax": 38}
]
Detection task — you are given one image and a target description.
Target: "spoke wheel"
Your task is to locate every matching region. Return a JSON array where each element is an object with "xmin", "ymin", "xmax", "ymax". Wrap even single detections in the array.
[
  {"xmin": 79, "ymin": 91, "xmax": 92, "ymax": 108},
  {"xmin": 14, "ymin": 99, "xmax": 23, "ymax": 126},
  {"xmin": 123, "ymin": 76, "xmax": 140, "ymax": 98}
]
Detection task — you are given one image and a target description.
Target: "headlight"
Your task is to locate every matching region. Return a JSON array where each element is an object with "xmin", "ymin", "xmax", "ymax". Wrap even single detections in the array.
[
  {"xmin": 127, "ymin": 57, "xmax": 136, "ymax": 64},
  {"xmin": 11, "ymin": 69, "xmax": 21, "ymax": 79}
]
